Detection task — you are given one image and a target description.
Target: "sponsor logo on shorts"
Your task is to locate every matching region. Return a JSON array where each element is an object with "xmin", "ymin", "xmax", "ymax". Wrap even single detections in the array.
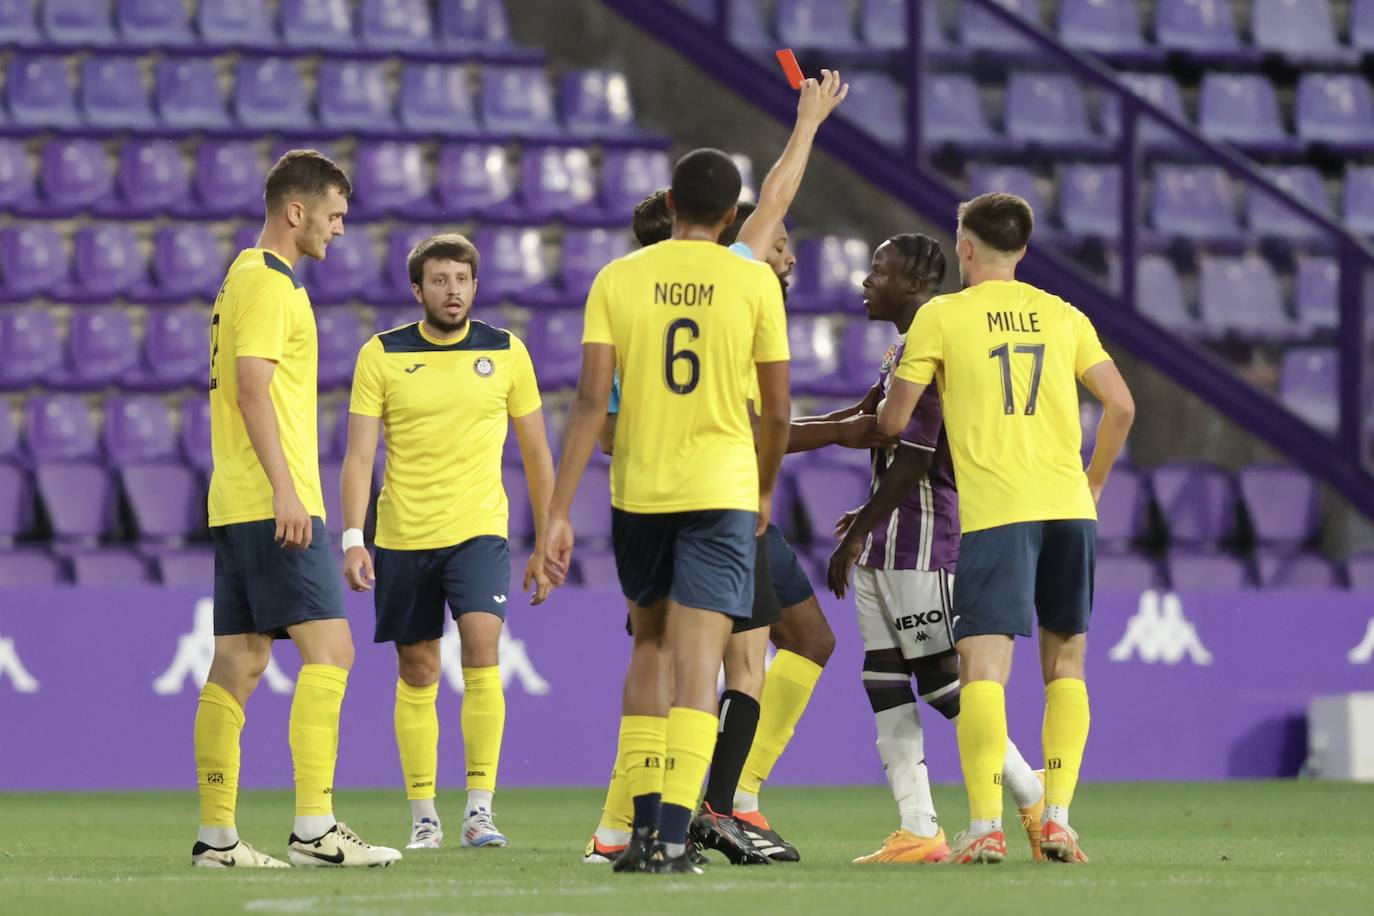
[
  {"xmin": 894, "ymin": 610, "xmax": 943, "ymax": 631},
  {"xmin": 474, "ymin": 357, "xmax": 495, "ymax": 377}
]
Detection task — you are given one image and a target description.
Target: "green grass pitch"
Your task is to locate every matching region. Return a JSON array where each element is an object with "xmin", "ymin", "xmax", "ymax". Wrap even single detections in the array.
[{"xmin": 4, "ymin": 782, "xmax": 1372, "ymax": 915}]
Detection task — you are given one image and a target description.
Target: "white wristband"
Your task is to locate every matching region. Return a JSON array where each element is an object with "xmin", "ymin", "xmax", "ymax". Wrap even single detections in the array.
[{"xmin": 341, "ymin": 528, "xmax": 365, "ymax": 552}]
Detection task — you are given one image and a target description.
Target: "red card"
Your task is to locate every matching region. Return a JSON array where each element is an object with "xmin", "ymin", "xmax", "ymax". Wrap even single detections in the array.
[{"xmin": 775, "ymin": 48, "xmax": 804, "ymax": 89}]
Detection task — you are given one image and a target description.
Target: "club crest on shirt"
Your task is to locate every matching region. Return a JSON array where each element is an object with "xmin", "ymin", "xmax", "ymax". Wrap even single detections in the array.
[
  {"xmin": 879, "ymin": 344, "xmax": 899, "ymax": 374},
  {"xmin": 474, "ymin": 357, "xmax": 495, "ymax": 377}
]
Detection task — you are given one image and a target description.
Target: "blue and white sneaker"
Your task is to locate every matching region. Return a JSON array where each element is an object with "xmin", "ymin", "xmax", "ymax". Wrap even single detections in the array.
[
  {"xmin": 460, "ymin": 809, "xmax": 508, "ymax": 848},
  {"xmin": 407, "ymin": 817, "xmax": 443, "ymax": 849}
]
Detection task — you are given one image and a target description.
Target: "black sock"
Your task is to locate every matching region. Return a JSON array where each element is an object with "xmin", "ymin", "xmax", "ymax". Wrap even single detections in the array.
[
  {"xmin": 631, "ymin": 792, "xmax": 661, "ymax": 835},
  {"xmin": 703, "ymin": 690, "xmax": 761, "ymax": 816},
  {"xmin": 658, "ymin": 802, "xmax": 693, "ymax": 847}
]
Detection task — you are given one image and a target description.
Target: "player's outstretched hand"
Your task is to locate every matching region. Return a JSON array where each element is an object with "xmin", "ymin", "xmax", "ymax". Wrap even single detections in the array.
[
  {"xmin": 833, "ymin": 508, "xmax": 859, "ymax": 539},
  {"xmin": 523, "ymin": 552, "xmax": 553, "ymax": 605},
  {"xmin": 827, "ymin": 536, "xmax": 862, "ymax": 599},
  {"xmin": 797, "ymin": 68, "xmax": 849, "ymax": 127},
  {"xmin": 273, "ymin": 488, "xmax": 312, "ymax": 549},
  {"xmin": 836, "ymin": 414, "xmax": 899, "ymax": 450},
  {"xmin": 857, "ymin": 382, "xmax": 884, "ymax": 416},
  {"xmin": 542, "ymin": 516, "xmax": 575, "ymax": 590},
  {"xmin": 343, "ymin": 545, "xmax": 375, "ymax": 592}
]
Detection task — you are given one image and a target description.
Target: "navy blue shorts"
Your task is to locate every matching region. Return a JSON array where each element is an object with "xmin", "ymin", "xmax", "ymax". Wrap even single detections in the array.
[
  {"xmin": 733, "ymin": 532, "xmax": 779, "ymax": 633},
  {"xmin": 612, "ymin": 508, "xmax": 757, "ymax": 619},
  {"xmin": 373, "ymin": 536, "xmax": 511, "ymax": 645},
  {"xmin": 952, "ymin": 520, "xmax": 1096, "ymax": 641},
  {"xmin": 764, "ymin": 523, "xmax": 815, "ymax": 608},
  {"xmin": 211, "ymin": 517, "xmax": 345, "ymax": 638}
]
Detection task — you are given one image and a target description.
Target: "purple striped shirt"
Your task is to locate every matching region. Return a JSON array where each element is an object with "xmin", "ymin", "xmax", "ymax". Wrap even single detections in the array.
[{"xmin": 858, "ymin": 338, "xmax": 960, "ymax": 573}]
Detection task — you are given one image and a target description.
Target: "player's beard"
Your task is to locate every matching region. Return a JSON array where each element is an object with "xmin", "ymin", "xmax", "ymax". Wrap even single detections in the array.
[
  {"xmin": 776, "ymin": 270, "xmax": 790, "ymax": 304},
  {"xmin": 424, "ymin": 298, "xmax": 469, "ymax": 334}
]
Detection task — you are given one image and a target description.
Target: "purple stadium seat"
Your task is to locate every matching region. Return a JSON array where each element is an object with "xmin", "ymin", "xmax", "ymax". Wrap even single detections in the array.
[
  {"xmin": 197, "ymin": 0, "xmax": 274, "ymax": 50},
  {"xmin": 840, "ymin": 71, "xmax": 905, "ymax": 148},
  {"xmin": 135, "ymin": 306, "xmax": 209, "ymax": 391},
  {"xmin": 1295, "ymin": 256, "xmax": 1338, "ymax": 334},
  {"xmin": 146, "ymin": 224, "xmax": 225, "ymax": 303},
  {"xmin": 316, "ymin": 310, "xmax": 367, "ymax": 389},
  {"xmin": 0, "ymin": 463, "xmax": 35, "ymax": 545},
  {"xmin": 364, "ymin": 225, "xmax": 438, "ymax": 304},
  {"xmin": 1198, "ymin": 73, "xmax": 1290, "ymax": 152},
  {"xmin": 7, "ymin": 53, "xmax": 80, "ymax": 129},
  {"xmin": 560, "ymin": 229, "xmax": 631, "ymax": 301},
  {"xmin": 181, "ymin": 396, "xmax": 212, "ymax": 472},
  {"xmin": 1344, "ymin": 165, "xmax": 1374, "ymax": 235},
  {"xmin": 72, "ymin": 549, "xmax": 152, "ymax": 586},
  {"xmin": 1252, "ymin": 0, "xmax": 1348, "ymax": 63},
  {"xmin": 1151, "ymin": 165, "xmax": 1239, "ymax": 242},
  {"xmin": 1256, "ymin": 551, "xmax": 1341, "ymax": 589},
  {"xmin": 790, "ymin": 236, "xmax": 866, "ymax": 313},
  {"xmin": 481, "ymin": 66, "xmax": 558, "ymax": 138},
  {"xmin": 0, "ymin": 404, "xmax": 21, "ymax": 461},
  {"xmin": 156, "ymin": 57, "xmax": 230, "ymax": 131},
  {"xmin": 1135, "ymin": 254, "xmax": 1199, "ymax": 337},
  {"xmin": 117, "ymin": 0, "xmax": 195, "ymax": 47},
  {"xmin": 776, "ymin": 0, "xmax": 859, "ymax": 50},
  {"xmin": 0, "ymin": 225, "xmax": 69, "ymax": 302},
  {"xmin": 1197, "ymin": 255, "xmax": 1292, "ymax": 341},
  {"xmin": 34, "ymin": 462, "xmax": 117, "ymax": 544},
  {"xmin": 235, "ymin": 58, "xmax": 312, "ymax": 132},
  {"xmin": 525, "ymin": 311, "xmax": 582, "ymax": 388},
  {"xmin": 1005, "ymin": 73, "xmax": 1095, "ymax": 149},
  {"xmin": 43, "ymin": 0, "xmax": 116, "ymax": 46},
  {"xmin": 560, "ymin": 69, "xmax": 640, "ymax": 138},
  {"xmin": 1279, "ymin": 347, "xmax": 1337, "ymax": 433},
  {"xmin": 68, "ymin": 224, "xmax": 145, "ymax": 303},
  {"xmin": 80, "ymin": 54, "xmax": 155, "ymax": 130},
  {"xmin": 374, "ymin": 306, "xmax": 414, "ymax": 335},
  {"xmin": 189, "ymin": 140, "xmax": 263, "ymax": 218},
  {"xmin": 103, "ymin": 395, "xmax": 176, "ymax": 464},
  {"xmin": 53, "ymin": 307, "xmax": 139, "ymax": 391},
  {"xmin": 436, "ymin": 0, "xmax": 518, "ymax": 53},
  {"xmin": 839, "ymin": 320, "xmax": 898, "ymax": 389},
  {"xmin": 1096, "ymin": 466, "xmax": 1149, "ymax": 549},
  {"xmin": 318, "ymin": 457, "xmax": 344, "ymax": 535},
  {"xmin": 399, "ymin": 63, "xmax": 479, "ymax": 137},
  {"xmin": 1166, "ymin": 550, "xmax": 1252, "ymax": 590},
  {"xmin": 1058, "ymin": 0, "xmax": 1145, "ymax": 53},
  {"xmin": 0, "ymin": 549, "xmax": 63, "ymax": 585},
  {"xmin": 1154, "ymin": 0, "xmax": 1243, "ymax": 56},
  {"xmin": 1151, "ymin": 461, "xmax": 1237, "ymax": 547},
  {"xmin": 597, "ymin": 148, "xmax": 671, "ymax": 221},
  {"xmin": 860, "ymin": 0, "xmax": 947, "ymax": 52},
  {"xmin": 968, "ymin": 164, "xmax": 1046, "ymax": 220},
  {"xmin": 304, "ymin": 230, "xmax": 382, "ymax": 304},
  {"xmin": 503, "ymin": 465, "xmax": 533, "ymax": 543},
  {"xmin": 359, "ymin": 0, "xmax": 433, "ymax": 51},
  {"xmin": 1239, "ymin": 464, "xmax": 1318, "ymax": 548},
  {"xmin": 957, "ymin": 0, "xmax": 1040, "ymax": 55},
  {"xmin": 569, "ymin": 464, "xmax": 612, "ymax": 546},
  {"xmin": 0, "ymin": 0, "xmax": 40, "ymax": 45},
  {"xmin": 1296, "ymin": 75, "xmax": 1374, "ymax": 150},
  {"xmin": 791, "ymin": 463, "xmax": 870, "ymax": 542},
  {"xmin": 786, "ymin": 316, "xmax": 844, "ymax": 395},
  {"xmin": 1099, "ymin": 73, "xmax": 1187, "ymax": 150},
  {"xmin": 575, "ymin": 550, "xmax": 617, "ymax": 588},
  {"xmin": 122, "ymin": 461, "xmax": 204, "ymax": 542},
  {"xmin": 281, "ymin": 0, "xmax": 355, "ymax": 50},
  {"xmin": 0, "ymin": 139, "xmax": 36, "ymax": 212},
  {"xmin": 319, "ymin": 60, "xmax": 398, "ymax": 134},
  {"xmin": 1348, "ymin": 551, "xmax": 1374, "ymax": 589},
  {"xmin": 32, "ymin": 138, "xmax": 114, "ymax": 218},
  {"xmin": 1095, "ymin": 552, "xmax": 1162, "ymax": 591},
  {"xmin": 25, "ymin": 394, "xmax": 98, "ymax": 460},
  {"xmin": 434, "ymin": 143, "xmax": 517, "ymax": 219},
  {"xmin": 1059, "ymin": 163, "xmax": 1120, "ymax": 239},
  {"xmin": 102, "ymin": 139, "xmax": 190, "ymax": 219},
  {"xmin": 157, "ymin": 548, "xmax": 215, "ymax": 587},
  {"xmin": 351, "ymin": 141, "xmax": 429, "ymax": 219},
  {"xmin": 0, "ymin": 308, "xmax": 61, "ymax": 389},
  {"xmin": 1246, "ymin": 167, "xmax": 1330, "ymax": 241},
  {"xmin": 471, "ymin": 227, "xmax": 553, "ymax": 302},
  {"xmin": 922, "ymin": 73, "xmax": 992, "ymax": 147},
  {"xmin": 1355, "ymin": 0, "xmax": 1374, "ymax": 53},
  {"xmin": 519, "ymin": 146, "xmax": 597, "ymax": 219}
]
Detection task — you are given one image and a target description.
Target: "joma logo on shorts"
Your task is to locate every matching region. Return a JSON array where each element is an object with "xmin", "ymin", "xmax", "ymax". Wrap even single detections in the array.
[{"xmin": 895, "ymin": 610, "xmax": 944, "ymax": 631}]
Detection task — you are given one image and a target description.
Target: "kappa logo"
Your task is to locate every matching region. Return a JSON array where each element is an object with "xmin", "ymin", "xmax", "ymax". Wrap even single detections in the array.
[
  {"xmin": 439, "ymin": 618, "xmax": 550, "ymax": 695},
  {"xmin": 492, "ymin": 594, "xmax": 507, "ymax": 604},
  {"xmin": 0, "ymin": 628, "xmax": 39, "ymax": 693},
  {"xmin": 404, "ymin": 363, "xmax": 425, "ymax": 374},
  {"xmin": 1108, "ymin": 590, "xmax": 1213, "ymax": 666},
  {"xmin": 1349, "ymin": 618, "xmax": 1374, "ymax": 664},
  {"xmin": 153, "ymin": 598, "xmax": 294, "ymax": 695}
]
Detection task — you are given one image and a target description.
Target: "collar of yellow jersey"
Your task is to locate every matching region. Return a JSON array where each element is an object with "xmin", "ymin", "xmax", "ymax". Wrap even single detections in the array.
[{"xmin": 416, "ymin": 320, "xmax": 472, "ymax": 348}]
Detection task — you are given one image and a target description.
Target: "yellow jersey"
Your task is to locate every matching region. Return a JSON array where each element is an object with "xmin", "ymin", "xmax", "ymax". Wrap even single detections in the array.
[
  {"xmin": 350, "ymin": 319, "xmax": 542, "ymax": 550},
  {"xmin": 896, "ymin": 279, "xmax": 1111, "ymax": 533},
  {"xmin": 208, "ymin": 248, "xmax": 324, "ymax": 527},
  {"xmin": 583, "ymin": 239, "xmax": 789, "ymax": 513}
]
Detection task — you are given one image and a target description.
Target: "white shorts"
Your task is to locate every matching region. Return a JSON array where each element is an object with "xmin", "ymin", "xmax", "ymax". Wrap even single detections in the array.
[{"xmin": 853, "ymin": 566, "xmax": 955, "ymax": 660}]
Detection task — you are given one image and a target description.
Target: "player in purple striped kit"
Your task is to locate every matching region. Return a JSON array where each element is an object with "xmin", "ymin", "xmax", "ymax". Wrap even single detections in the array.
[{"xmin": 827, "ymin": 234, "xmax": 1046, "ymax": 864}]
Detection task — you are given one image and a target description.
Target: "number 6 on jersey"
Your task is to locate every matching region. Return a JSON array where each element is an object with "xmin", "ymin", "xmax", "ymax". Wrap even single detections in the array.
[{"xmin": 664, "ymin": 318, "xmax": 701, "ymax": 394}]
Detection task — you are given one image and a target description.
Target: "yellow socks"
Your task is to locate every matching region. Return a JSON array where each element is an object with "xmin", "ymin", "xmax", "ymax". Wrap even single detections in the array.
[
  {"xmin": 737, "ymin": 650, "xmax": 822, "ymax": 803},
  {"xmin": 597, "ymin": 721, "xmax": 636, "ymax": 835},
  {"xmin": 289, "ymin": 663, "xmax": 349, "ymax": 818},
  {"xmin": 617, "ymin": 714, "xmax": 667, "ymax": 831},
  {"xmin": 1043, "ymin": 678, "xmax": 1090, "ymax": 822},
  {"xmin": 461, "ymin": 666, "xmax": 504, "ymax": 795},
  {"xmin": 957, "ymin": 680, "xmax": 1008, "ymax": 827},
  {"xmin": 658, "ymin": 706, "xmax": 718, "ymax": 846},
  {"xmin": 194, "ymin": 682, "xmax": 244, "ymax": 833},
  {"xmin": 394, "ymin": 679, "xmax": 439, "ymax": 801}
]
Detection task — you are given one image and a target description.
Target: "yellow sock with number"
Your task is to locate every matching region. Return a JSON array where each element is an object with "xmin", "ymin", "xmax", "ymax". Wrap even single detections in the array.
[
  {"xmin": 394, "ymin": 679, "xmax": 439, "ymax": 801},
  {"xmin": 598, "ymin": 722, "xmax": 635, "ymax": 833},
  {"xmin": 661, "ymin": 706, "xmax": 718, "ymax": 813},
  {"xmin": 738, "ymin": 650, "xmax": 822, "ymax": 798},
  {"xmin": 618, "ymin": 715, "xmax": 668, "ymax": 808},
  {"xmin": 461, "ymin": 666, "xmax": 504, "ymax": 793},
  {"xmin": 289, "ymin": 663, "xmax": 348, "ymax": 817},
  {"xmin": 957, "ymin": 680, "xmax": 1007, "ymax": 824},
  {"xmin": 194, "ymin": 682, "xmax": 243, "ymax": 829},
  {"xmin": 1043, "ymin": 678, "xmax": 1091, "ymax": 816}
]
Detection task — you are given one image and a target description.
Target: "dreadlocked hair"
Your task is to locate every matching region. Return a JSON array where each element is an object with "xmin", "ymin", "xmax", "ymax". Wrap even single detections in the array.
[{"xmin": 885, "ymin": 233, "xmax": 946, "ymax": 292}]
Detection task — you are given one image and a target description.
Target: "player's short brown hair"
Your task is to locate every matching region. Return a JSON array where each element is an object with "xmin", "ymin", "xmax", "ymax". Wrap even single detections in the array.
[
  {"xmin": 263, "ymin": 149, "xmax": 352, "ymax": 213},
  {"xmin": 957, "ymin": 192, "xmax": 1034, "ymax": 253},
  {"xmin": 407, "ymin": 233, "xmax": 480, "ymax": 286},
  {"xmin": 632, "ymin": 190, "xmax": 673, "ymax": 247}
]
